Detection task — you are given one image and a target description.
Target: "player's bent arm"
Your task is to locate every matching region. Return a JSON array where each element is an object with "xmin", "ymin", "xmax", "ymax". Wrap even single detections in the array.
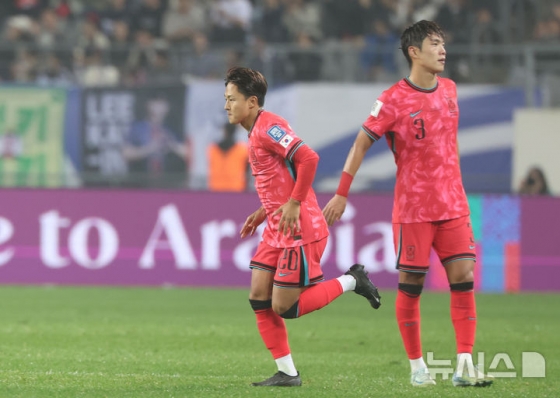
[
  {"xmin": 289, "ymin": 144, "xmax": 319, "ymax": 202},
  {"xmin": 272, "ymin": 144, "xmax": 317, "ymax": 236},
  {"xmin": 323, "ymin": 130, "xmax": 374, "ymax": 226},
  {"xmin": 336, "ymin": 129, "xmax": 374, "ymax": 197},
  {"xmin": 343, "ymin": 129, "xmax": 374, "ymax": 177}
]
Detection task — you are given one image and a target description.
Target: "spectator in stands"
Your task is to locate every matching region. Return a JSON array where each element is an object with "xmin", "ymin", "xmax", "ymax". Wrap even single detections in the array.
[
  {"xmin": 184, "ymin": 32, "xmax": 222, "ymax": 79},
  {"xmin": 126, "ymin": 28, "xmax": 167, "ymax": 78},
  {"xmin": 287, "ymin": 32, "xmax": 322, "ymax": 81},
  {"xmin": 360, "ymin": 18, "xmax": 398, "ymax": 82},
  {"xmin": 225, "ymin": 48, "xmax": 245, "ymax": 71},
  {"xmin": 75, "ymin": 13, "xmax": 111, "ymax": 52},
  {"xmin": 518, "ymin": 166, "xmax": 551, "ymax": 196},
  {"xmin": 4, "ymin": 15, "xmax": 36, "ymax": 45},
  {"xmin": 11, "ymin": 48, "xmax": 39, "ymax": 83},
  {"xmin": 36, "ymin": 7, "xmax": 67, "ymax": 49},
  {"xmin": 283, "ymin": 0, "xmax": 323, "ymax": 42},
  {"xmin": 162, "ymin": 0, "xmax": 207, "ymax": 44},
  {"xmin": 209, "ymin": 0, "xmax": 253, "ymax": 44},
  {"xmin": 410, "ymin": 0, "xmax": 443, "ymax": 25},
  {"xmin": 75, "ymin": 47, "xmax": 120, "ymax": 86},
  {"xmin": 108, "ymin": 19, "xmax": 131, "ymax": 68},
  {"xmin": 435, "ymin": 0, "xmax": 473, "ymax": 82},
  {"xmin": 553, "ymin": 2, "xmax": 560, "ymax": 26},
  {"xmin": 207, "ymin": 122, "xmax": 249, "ymax": 192},
  {"xmin": 533, "ymin": 17, "xmax": 560, "ymax": 43},
  {"xmin": 146, "ymin": 48, "xmax": 182, "ymax": 85},
  {"xmin": 9, "ymin": 0, "xmax": 48, "ymax": 19},
  {"xmin": 322, "ymin": 0, "xmax": 370, "ymax": 41},
  {"xmin": 435, "ymin": 0, "xmax": 472, "ymax": 46},
  {"xmin": 99, "ymin": 0, "xmax": 131, "ymax": 37},
  {"xmin": 470, "ymin": 7, "xmax": 503, "ymax": 78},
  {"xmin": 246, "ymin": 35, "xmax": 289, "ymax": 85},
  {"xmin": 471, "ymin": 7, "xmax": 501, "ymax": 46},
  {"xmin": 53, "ymin": 0, "xmax": 73, "ymax": 21},
  {"xmin": 36, "ymin": 51, "xmax": 74, "ymax": 86},
  {"xmin": 129, "ymin": 0, "xmax": 166, "ymax": 38},
  {"xmin": 253, "ymin": 0, "xmax": 289, "ymax": 43}
]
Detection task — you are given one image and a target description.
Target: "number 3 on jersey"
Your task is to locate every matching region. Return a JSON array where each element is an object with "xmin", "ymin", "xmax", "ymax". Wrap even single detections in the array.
[{"xmin": 413, "ymin": 118, "xmax": 425, "ymax": 140}]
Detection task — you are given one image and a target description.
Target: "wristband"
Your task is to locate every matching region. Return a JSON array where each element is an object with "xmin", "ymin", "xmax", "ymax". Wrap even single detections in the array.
[{"xmin": 336, "ymin": 171, "xmax": 353, "ymax": 197}]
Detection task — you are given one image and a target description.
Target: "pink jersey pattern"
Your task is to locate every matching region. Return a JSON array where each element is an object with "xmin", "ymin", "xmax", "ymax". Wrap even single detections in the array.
[
  {"xmin": 362, "ymin": 77, "xmax": 470, "ymax": 223},
  {"xmin": 249, "ymin": 110, "xmax": 328, "ymax": 248}
]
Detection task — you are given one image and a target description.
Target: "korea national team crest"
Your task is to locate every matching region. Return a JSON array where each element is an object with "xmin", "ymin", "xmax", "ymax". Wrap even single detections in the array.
[
  {"xmin": 406, "ymin": 245, "xmax": 415, "ymax": 261},
  {"xmin": 446, "ymin": 97, "xmax": 458, "ymax": 114}
]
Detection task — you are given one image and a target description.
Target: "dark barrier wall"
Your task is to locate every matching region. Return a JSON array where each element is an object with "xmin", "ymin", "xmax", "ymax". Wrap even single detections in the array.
[{"xmin": 0, "ymin": 189, "xmax": 558, "ymax": 291}]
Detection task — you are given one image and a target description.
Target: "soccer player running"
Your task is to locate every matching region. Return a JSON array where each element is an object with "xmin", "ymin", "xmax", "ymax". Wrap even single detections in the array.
[
  {"xmin": 224, "ymin": 66, "xmax": 381, "ymax": 387},
  {"xmin": 323, "ymin": 20, "xmax": 494, "ymax": 388}
]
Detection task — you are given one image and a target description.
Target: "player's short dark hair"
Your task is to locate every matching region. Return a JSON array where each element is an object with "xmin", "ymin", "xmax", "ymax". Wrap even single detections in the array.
[
  {"xmin": 224, "ymin": 66, "xmax": 268, "ymax": 107},
  {"xmin": 400, "ymin": 20, "xmax": 446, "ymax": 67}
]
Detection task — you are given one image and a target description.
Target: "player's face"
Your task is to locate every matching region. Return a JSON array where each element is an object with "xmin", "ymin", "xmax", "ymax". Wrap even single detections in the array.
[
  {"xmin": 224, "ymin": 83, "xmax": 253, "ymax": 127},
  {"xmin": 418, "ymin": 34, "xmax": 446, "ymax": 73}
]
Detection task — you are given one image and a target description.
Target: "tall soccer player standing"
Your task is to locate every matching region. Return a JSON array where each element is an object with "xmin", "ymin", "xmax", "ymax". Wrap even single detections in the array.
[
  {"xmin": 323, "ymin": 20, "xmax": 494, "ymax": 388},
  {"xmin": 224, "ymin": 66, "xmax": 381, "ymax": 387}
]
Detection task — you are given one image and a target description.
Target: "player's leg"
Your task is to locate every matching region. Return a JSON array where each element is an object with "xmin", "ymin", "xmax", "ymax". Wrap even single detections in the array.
[
  {"xmin": 271, "ymin": 238, "xmax": 380, "ymax": 319},
  {"xmin": 249, "ymin": 242, "xmax": 301, "ymax": 387},
  {"xmin": 435, "ymin": 216, "xmax": 493, "ymax": 387},
  {"xmin": 394, "ymin": 222, "xmax": 436, "ymax": 387}
]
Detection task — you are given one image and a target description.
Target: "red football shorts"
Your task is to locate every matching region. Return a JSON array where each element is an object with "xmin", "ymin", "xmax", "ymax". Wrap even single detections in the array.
[
  {"xmin": 250, "ymin": 237, "xmax": 327, "ymax": 288},
  {"xmin": 393, "ymin": 215, "xmax": 476, "ymax": 273}
]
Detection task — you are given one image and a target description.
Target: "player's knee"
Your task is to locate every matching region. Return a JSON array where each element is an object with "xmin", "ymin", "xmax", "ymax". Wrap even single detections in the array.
[
  {"xmin": 450, "ymin": 281, "xmax": 474, "ymax": 291},
  {"xmin": 445, "ymin": 260, "xmax": 475, "ymax": 283},
  {"xmin": 398, "ymin": 283, "xmax": 423, "ymax": 297},
  {"xmin": 249, "ymin": 299, "xmax": 272, "ymax": 312},
  {"xmin": 249, "ymin": 289, "xmax": 271, "ymax": 302},
  {"xmin": 277, "ymin": 301, "xmax": 299, "ymax": 319}
]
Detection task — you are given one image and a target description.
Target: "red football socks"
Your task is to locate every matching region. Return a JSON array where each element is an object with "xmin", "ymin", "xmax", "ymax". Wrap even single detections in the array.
[
  {"xmin": 298, "ymin": 279, "xmax": 343, "ymax": 316},
  {"xmin": 450, "ymin": 290, "xmax": 477, "ymax": 354},
  {"xmin": 253, "ymin": 279, "xmax": 344, "ymax": 358},
  {"xmin": 254, "ymin": 308, "xmax": 291, "ymax": 359},
  {"xmin": 396, "ymin": 289, "xmax": 422, "ymax": 359}
]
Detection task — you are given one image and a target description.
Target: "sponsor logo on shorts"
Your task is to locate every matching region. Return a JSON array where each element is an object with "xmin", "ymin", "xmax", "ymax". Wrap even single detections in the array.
[{"xmin": 278, "ymin": 272, "xmax": 293, "ymax": 277}]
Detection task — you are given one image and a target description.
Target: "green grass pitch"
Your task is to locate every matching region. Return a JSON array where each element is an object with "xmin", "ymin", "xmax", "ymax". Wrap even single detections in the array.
[{"xmin": 0, "ymin": 286, "xmax": 557, "ymax": 397}]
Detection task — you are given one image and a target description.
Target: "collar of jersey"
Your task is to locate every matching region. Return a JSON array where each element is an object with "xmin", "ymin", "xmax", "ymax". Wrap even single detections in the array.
[
  {"xmin": 249, "ymin": 109, "xmax": 264, "ymax": 136},
  {"xmin": 404, "ymin": 77, "xmax": 438, "ymax": 93}
]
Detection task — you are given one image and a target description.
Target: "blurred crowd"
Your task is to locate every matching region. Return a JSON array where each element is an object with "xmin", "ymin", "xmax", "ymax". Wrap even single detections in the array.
[{"xmin": 0, "ymin": 0, "xmax": 554, "ymax": 87}]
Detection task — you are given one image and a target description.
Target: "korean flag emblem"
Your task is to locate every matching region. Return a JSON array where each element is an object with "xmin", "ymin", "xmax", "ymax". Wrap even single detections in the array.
[{"xmin": 280, "ymin": 135, "xmax": 293, "ymax": 148}]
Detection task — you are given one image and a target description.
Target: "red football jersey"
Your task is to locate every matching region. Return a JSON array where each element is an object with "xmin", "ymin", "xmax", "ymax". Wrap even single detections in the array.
[
  {"xmin": 249, "ymin": 110, "xmax": 328, "ymax": 247},
  {"xmin": 362, "ymin": 77, "xmax": 470, "ymax": 223}
]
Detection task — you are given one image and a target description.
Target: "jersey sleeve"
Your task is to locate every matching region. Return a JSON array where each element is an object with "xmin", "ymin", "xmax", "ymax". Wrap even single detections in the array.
[
  {"xmin": 258, "ymin": 121, "xmax": 304, "ymax": 161},
  {"xmin": 361, "ymin": 91, "xmax": 397, "ymax": 141}
]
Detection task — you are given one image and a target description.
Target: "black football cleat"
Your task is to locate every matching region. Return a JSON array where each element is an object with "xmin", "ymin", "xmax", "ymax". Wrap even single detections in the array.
[
  {"xmin": 251, "ymin": 371, "xmax": 302, "ymax": 387},
  {"xmin": 345, "ymin": 263, "xmax": 382, "ymax": 309}
]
